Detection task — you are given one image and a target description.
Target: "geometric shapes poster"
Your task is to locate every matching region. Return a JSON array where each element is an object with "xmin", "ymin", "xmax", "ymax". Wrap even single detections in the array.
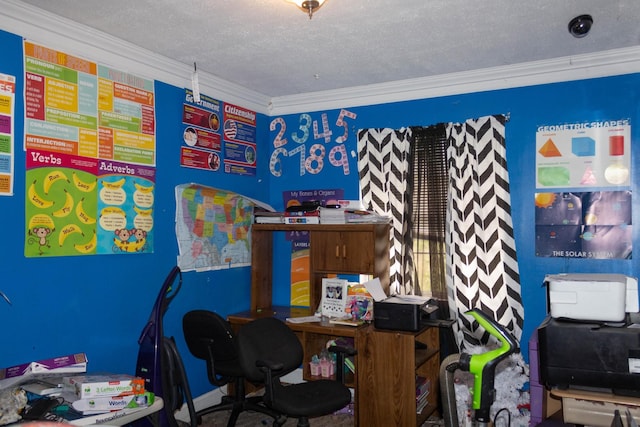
[
  {"xmin": 24, "ymin": 42, "xmax": 155, "ymax": 257},
  {"xmin": 536, "ymin": 119, "xmax": 630, "ymax": 189},
  {"xmin": 535, "ymin": 119, "xmax": 632, "ymax": 259}
]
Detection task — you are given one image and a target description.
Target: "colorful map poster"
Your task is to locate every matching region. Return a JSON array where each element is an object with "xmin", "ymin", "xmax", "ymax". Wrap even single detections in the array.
[
  {"xmin": 23, "ymin": 42, "xmax": 156, "ymax": 257},
  {"xmin": 175, "ymin": 184, "xmax": 254, "ymax": 272},
  {"xmin": 0, "ymin": 73, "xmax": 15, "ymax": 196}
]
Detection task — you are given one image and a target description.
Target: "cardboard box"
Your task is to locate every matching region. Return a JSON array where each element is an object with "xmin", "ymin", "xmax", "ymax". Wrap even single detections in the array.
[
  {"xmin": 63, "ymin": 374, "xmax": 145, "ymax": 399},
  {"xmin": 71, "ymin": 391, "xmax": 154, "ymax": 414},
  {"xmin": 0, "ymin": 353, "xmax": 88, "ymax": 389}
]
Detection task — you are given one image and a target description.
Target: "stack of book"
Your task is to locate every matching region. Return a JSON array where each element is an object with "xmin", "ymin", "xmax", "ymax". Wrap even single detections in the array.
[
  {"xmin": 319, "ymin": 207, "xmax": 346, "ymax": 224},
  {"xmin": 415, "ymin": 376, "xmax": 431, "ymax": 414},
  {"xmin": 345, "ymin": 209, "xmax": 391, "ymax": 224},
  {"xmin": 284, "ymin": 208, "xmax": 320, "ymax": 224},
  {"xmin": 254, "ymin": 210, "xmax": 284, "ymax": 224},
  {"xmin": 63, "ymin": 374, "xmax": 153, "ymax": 415}
]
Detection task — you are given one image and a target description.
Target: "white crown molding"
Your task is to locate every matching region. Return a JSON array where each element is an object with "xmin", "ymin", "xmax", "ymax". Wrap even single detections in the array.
[
  {"xmin": 1, "ymin": 0, "xmax": 272, "ymax": 114},
  {"xmin": 3, "ymin": 0, "xmax": 640, "ymax": 118},
  {"xmin": 269, "ymin": 45, "xmax": 640, "ymax": 115}
]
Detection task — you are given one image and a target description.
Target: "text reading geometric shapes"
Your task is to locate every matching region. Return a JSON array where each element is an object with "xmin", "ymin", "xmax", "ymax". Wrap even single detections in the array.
[
  {"xmin": 538, "ymin": 166, "xmax": 570, "ymax": 187},
  {"xmin": 571, "ymin": 137, "xmax": 595, "ymax": 157},
  {"xmin": 609, "ymin": 135, "xmax": 624, "ymax": 156},
  {"xmin": 539, "ymin": 138, "xmax": 562, "ymax": 157}
]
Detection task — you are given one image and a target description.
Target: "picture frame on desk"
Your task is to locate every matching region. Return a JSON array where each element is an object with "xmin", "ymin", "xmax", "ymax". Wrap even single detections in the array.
[{"xmin": 320, "ymin": 278, "xmax": 348, "ymax": 318}]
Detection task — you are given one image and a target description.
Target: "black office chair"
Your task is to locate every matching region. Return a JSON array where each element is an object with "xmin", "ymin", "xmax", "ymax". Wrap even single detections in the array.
[
  {"xmin": 182, "ymin": 310, "xmax": 279, "ymax": 427},
  {"xmin": 236, "ymin": 317, "xmax": 354, "ymax": 427}
]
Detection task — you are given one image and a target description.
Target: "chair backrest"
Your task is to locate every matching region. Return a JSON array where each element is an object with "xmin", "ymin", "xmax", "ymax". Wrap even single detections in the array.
[
  {"xmin": 236, "ymin": 317, "xmax": 303, "ymax": 383},
  {"xmin": 182, "ymin": 310, "xmax": 241, "ymax": 385}
]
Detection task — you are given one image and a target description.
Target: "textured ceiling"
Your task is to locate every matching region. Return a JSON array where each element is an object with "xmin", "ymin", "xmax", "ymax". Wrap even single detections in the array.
[{"xmin": 14, "ymin": 0, "xmax": 640, "ymax": 98}]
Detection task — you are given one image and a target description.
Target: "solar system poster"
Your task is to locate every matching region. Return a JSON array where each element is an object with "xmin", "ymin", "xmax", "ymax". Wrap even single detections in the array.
[{"xmin": 534, "ymin": 119, "xmax": 632, "ymax": 259}]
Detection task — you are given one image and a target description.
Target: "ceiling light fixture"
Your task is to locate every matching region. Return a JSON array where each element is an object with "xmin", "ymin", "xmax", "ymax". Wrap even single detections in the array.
[{"xmin": 286, "ymin": 0, "xmax": 327, "ymax": 19}]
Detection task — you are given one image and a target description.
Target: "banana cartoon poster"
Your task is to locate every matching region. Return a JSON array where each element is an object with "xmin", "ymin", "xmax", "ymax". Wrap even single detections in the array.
[{"xmin": 23, "ymin": 42, "xmax": 156, "ymax": 257}]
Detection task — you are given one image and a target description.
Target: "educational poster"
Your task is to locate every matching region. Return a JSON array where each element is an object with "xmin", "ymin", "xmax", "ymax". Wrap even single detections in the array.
[
  {"xmin": 536, "ymin": 120, "xmax": 631, "ymax": 189},
  {"xmin": 283, "ymin": 188, "xmax": 344, "ymax": 307},
  {"xmin": 23, "ymin": 42, "xmax": 156, "ymax": 257},
  {"xmin": 0, "ymin": 73, "xmax": 15, "ymax": 196},
  {"xmin": 534, "ymin": 119, "xmax": 632, "ymax": 259},
  {"xmin": 174, "ymin": 184, "xmax": 254, "ymax": 272},
  {"xmin": 269, "ymin": 109, "xmax": 357, "ymax": 178},
  {"xmin": 222, "ymin": 103, "xmax": 256, "ymax": 176},
  {"xmin": 535, "ymin": 191, "xmax": 632, "ymax": 259},
  {"xmin": 97, "ymin": 161, "xmax": 155, "ymax": 254},
  {"xmin": 180, "ymin": 89, "xmax": 223, "ymax": 172}
]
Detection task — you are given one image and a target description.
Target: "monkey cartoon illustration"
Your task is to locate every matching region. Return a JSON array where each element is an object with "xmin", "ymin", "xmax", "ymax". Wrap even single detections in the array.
[
  {"xmin": 132, "ymin": 228, "xmax": 147, "ymax": 241},
  {"xmin": 114, "ymin": 228, "xmax": 133, "ymax": 242},
  {"xmin": 27, "ymin": 227, "xmax": 54, "ymax": 255}
]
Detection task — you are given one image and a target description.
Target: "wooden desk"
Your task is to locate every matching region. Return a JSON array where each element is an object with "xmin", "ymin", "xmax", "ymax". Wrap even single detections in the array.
[
  {"xmin": 228, "ymin": 307, "xmax": 439, "ymax": 427},
  {"xmin": 550, "ymin": 388, "xmax": 640, "ymax": 426}
]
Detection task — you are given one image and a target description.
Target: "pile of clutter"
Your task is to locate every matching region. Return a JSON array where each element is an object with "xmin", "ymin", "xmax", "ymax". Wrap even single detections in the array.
[{"xmin": 454, "ymin": 351, "xmax": 530, "ymax": 427}]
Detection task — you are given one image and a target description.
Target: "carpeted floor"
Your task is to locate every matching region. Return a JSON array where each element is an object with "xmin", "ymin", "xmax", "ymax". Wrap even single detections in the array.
[{"xmin": 198, "ymin": 409, "xmax": 445, "ymax": 426}]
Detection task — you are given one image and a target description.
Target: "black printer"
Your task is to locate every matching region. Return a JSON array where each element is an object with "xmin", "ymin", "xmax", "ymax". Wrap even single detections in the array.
[{"xmin": 538, "ymin": 316, "xmax": 640, "ymax": 397}]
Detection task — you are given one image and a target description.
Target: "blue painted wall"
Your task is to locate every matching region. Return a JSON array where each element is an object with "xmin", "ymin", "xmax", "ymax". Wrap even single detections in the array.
[
  {"xmin": 1, "ymin": 22, "xmax": 639, "ymax": 399},
  {"xmin": 267, "ymin": 74, "xmax": 640, "ymax": 358},
  {"xmin": 0, "ymin": 29, "xmax": 270, "ymax": 398}
]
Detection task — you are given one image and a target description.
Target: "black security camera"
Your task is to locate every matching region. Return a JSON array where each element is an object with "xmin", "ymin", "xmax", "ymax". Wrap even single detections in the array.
[{"xmin": 568, "ymin": 14, "xmax": 593, "ymax": 38}]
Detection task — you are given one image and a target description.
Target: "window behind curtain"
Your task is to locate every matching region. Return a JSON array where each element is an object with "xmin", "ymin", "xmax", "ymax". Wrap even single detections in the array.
[{"xmin": 409, "ymin": 124, "xmax": 448, "ymax": 303}]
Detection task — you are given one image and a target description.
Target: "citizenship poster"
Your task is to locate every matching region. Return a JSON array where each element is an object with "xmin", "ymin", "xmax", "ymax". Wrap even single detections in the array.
[
  {"xmin": 180, "ymin": 89, "xmax": 223, "ymax": 172},
  {"xmin": 0, "ymin": 73, "xmax": 15, "ymax": 196},
  {"xmin": 23, "ymin": 42, "xmax": 156, "ymax": 257},
  {"xmin": 222, "ymin": 103, "xmax": 257, "ymax": 176}
]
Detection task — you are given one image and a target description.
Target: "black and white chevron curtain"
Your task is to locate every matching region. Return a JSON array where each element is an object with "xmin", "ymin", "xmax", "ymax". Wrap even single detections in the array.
[
  {"xmin": 358, "ymin": 115, "xmax": 524, "ymax": 349},
  {"xmin": 357, "ymin": 128, "xmax": 415, "ymax": 295},
  {"xmin": 445, "ymin": 115, "xmax": 523, "ymax": 348}
]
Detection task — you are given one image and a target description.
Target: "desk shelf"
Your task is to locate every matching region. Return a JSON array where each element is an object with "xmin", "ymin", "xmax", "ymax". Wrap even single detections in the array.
[{"xmin": 250, "ymin": 223, "xmax": 390, "ymax": 312}]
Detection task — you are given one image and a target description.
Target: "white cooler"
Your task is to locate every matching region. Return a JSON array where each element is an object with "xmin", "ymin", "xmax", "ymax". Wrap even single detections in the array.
[{"xmin": 545, "ymin": 273, "xmax": 638, "ymax": 322}]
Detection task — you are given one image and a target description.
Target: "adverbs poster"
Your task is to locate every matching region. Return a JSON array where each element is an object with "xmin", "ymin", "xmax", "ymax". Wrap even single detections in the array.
[
  {"xmin": 282, "ymin": 188, "xmax": 344, "ymax": 307},
  {"xmin": 223, "ymin": 103, "xmax": 256, "ymax": 176},
  {"xmin": 0, "ymin": 73, "xmax": 15, "ymax": 196},
  {"xmin": 535, "ymin": 119, "xmax": 631, "ymax": 259},
  {"xmin": 180, "ymin": 89, "xmax": 223, "ymax": 172},
  {"xmin": 23, "ymin": 42, "xmax": 156, "ymax": 257}
]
